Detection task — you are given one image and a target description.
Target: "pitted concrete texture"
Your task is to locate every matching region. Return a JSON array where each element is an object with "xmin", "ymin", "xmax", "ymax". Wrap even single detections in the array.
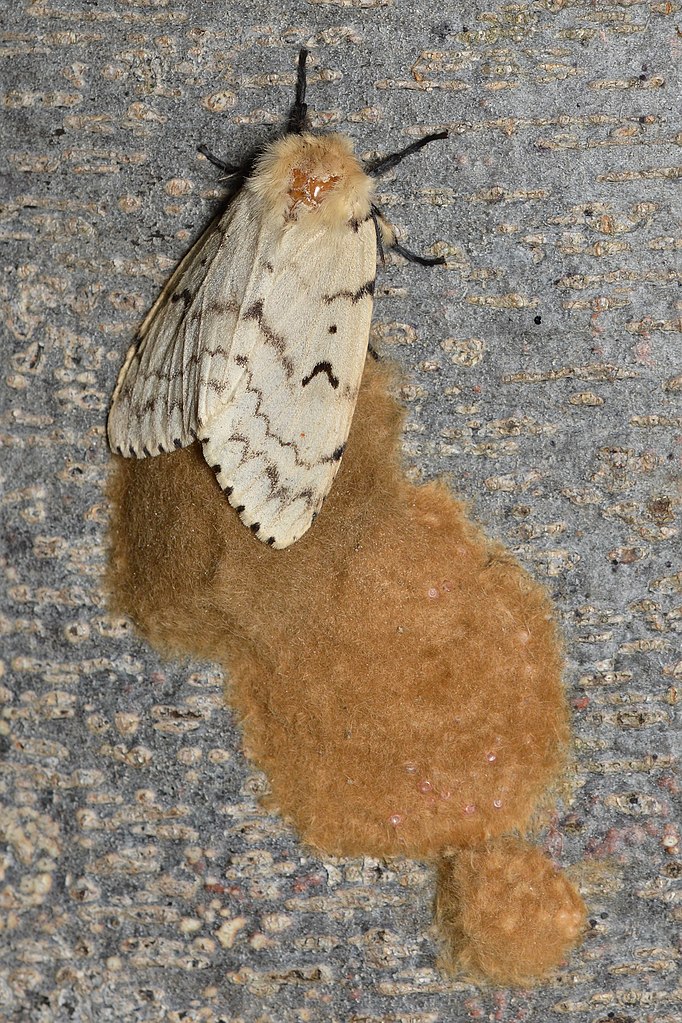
[{"xmin": 1, "ymin": 2, "xmax": 680, "ymax": 1021}]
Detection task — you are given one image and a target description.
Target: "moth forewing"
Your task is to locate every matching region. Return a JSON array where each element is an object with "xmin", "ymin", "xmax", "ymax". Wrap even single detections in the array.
[{"xmin": 199, "ymin": 212, "xmax": 377, "ymax": 548}]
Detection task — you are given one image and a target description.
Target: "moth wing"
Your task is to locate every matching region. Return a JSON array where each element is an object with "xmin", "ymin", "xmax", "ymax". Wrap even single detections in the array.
[
  {"xmin": 107, "ymin": 193, "xmax": 260, "ymax": 458},
  {"xmin": 200, "ymin": 217, "xmax": 377, "ymax": 548}
]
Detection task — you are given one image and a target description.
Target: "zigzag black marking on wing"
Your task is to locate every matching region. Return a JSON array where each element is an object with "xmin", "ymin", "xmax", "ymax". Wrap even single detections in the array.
[
  {"xmin": 322, "ymin": 278, "xmax": 375, "ymax": 305},
  {"xmin": 125, "ymin": 324, "xmax": 239, "ymax": 423},
  {"xmin": 133, "ymin": 396, "xmax": 185, "ymax": 419},
  {"xmin": 225, "ymin": 430, "xmax": 315, "ymax": 510},
  {"xmin": 228, "ymin": 366, "xmax": 320, "ymax": 472},
  {"xmin": 122, "ymin": 215, "xmax": 238, "ymax": 411},
  {"xmin": 203, "ymin": 366, "xmax": 339, "ymax": 515},
  {"xmin": 122, "ymin": 342, "xmax": 235, "ymax": 396},
  {"xmin": 242, "ymin": 299, "xmax": 295, "ymax": 380}
]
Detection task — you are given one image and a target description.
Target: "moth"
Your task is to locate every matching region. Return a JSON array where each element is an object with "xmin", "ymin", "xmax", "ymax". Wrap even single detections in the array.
[{"xmin": 108, "ymin": 49, "xmax": 447, "ymax": 549}]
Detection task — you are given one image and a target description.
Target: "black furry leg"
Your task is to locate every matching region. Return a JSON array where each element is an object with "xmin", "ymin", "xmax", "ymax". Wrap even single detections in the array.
[
  {"xmin": 372, "ymin": 204, "xmax": 446, "ymax": 267},
  {"xmin": 197, "ymin": 145, "xmax": 240, "ymax": 175},
  {"xmin": 371, "ymin": 206, "xmax": 386, "ymax": 265},
  {"xmin": 392, "ymin": 240, "xmax": 446, "ymax": 267}
]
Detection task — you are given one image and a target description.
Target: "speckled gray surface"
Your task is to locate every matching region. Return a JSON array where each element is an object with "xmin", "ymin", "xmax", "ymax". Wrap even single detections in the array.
[{"xmin": 1, "ymin": 2, "xmax": 680, "ymax": 1021}]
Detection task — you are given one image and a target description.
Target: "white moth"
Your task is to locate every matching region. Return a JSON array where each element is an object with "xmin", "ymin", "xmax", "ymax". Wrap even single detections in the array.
[{"xmin": 108, "ymin": 50, "xmax": 446, "ymax": 549}]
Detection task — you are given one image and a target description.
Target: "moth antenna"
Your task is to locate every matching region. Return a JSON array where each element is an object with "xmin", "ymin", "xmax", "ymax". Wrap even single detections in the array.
[
  {"xmin": 372, "ymin": 204, "xmax": 446, "ymax": 267},
  {"xmin": 287, "ymin": 48, "xmax": 309, "ymax": 135},
  {"xmin": 197, "ymin": 144, "xmax": 240, "ymax": 176},
  {"xmin": 365, "ymin": 130, "xmax": 449, "ymax": 177}
]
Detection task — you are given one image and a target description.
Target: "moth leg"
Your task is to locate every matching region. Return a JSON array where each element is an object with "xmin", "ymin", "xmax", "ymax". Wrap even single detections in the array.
[
  {"xmin": 371, "ymin": 204, "xmax": 446, "ymax": 267},
  {"xmin": 371, "ymin": 206, "xmax": 386, "ymax": 266},
  {"xmin": 197, "ymin": 144, "xmax": 240, "ymax": 175},
  {"xmin": 391, "ymin": 239, "xmax": 446, "ymax": 267},
  {"xmin": 365, "ymin": 130, "xmax": 448, "ymax": 177}
]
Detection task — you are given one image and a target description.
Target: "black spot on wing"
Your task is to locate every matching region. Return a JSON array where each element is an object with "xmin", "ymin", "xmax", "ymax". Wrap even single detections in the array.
[
  {"xmin": 171, "ymin": 288, "xmax": 193, "ymax": 307},
  {"xmin": 320, "ymin": 442, "xmax": 347, "ymax": 466},
  {"xmin": 204, "ymin": 378, "xmax": 229, "ymax": 396},
  {"xmin": 301, "ymin": 361, "xmax": 339, "ymax": 390},
  {"xmin": 205, "ymin": 296, "xmax": 240, "ymax": 317}
]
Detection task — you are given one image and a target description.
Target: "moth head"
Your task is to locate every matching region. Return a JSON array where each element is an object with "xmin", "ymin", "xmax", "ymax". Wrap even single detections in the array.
[{"xmin": 250, "ymin": 133, "xmax": 375, "ymax": 230}]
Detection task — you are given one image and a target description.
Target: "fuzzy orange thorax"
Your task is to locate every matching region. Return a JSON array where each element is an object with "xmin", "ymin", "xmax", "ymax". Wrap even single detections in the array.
[{"xmin": 288, "ymin": 168, "xmax": 341, "ymax": 212}]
